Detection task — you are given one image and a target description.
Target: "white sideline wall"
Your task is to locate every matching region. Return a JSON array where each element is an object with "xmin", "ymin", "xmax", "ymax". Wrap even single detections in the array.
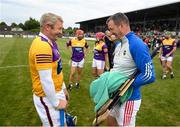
[{"xmin": 0, "ymin": 35, "xmax": 96, "ymax": 40}]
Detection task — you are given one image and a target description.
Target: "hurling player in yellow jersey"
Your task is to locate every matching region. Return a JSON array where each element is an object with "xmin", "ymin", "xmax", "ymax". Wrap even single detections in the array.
[
  {"xmin": 92, "ymin": 32, "xmax": 109, "ymax": 78},
  {"xmin": 159, "ymin": 32, "xmax": 177, "ymax": 79},
  {"xmin": 66, "ymin": 29, "xmax": 89, "ymax": 90},
  {"xmin": 29, "ymin": 13, "xmax": 68, "ymax": 126}
]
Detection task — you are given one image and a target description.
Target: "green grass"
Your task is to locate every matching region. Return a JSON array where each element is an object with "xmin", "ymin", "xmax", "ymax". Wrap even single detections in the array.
[{"xmin": 0, "ymin": 37, "xmax": 179, "ymax": 126}]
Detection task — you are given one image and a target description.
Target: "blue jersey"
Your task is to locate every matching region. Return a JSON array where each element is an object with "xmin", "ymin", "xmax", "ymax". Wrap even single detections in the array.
[{"xmin": 111, "ymin": 32, "xmax": 155, "ymax": 100}]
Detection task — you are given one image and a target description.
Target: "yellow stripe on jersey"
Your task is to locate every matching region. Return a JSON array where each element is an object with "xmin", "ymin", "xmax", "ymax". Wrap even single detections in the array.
[{"xmin": 29, "ymin": 36, "xmax": 63, "ymax": 97}]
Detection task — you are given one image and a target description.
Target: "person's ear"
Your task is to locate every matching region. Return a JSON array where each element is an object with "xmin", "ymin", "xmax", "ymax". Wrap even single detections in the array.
[
  {"xmin": 118, "ymin": 24, "xmax": 123, "ymax": 30},
  {"xmin": 44, "ymin": 24, "xmax": 49, "ymax": 31},
  {"xmin": 45, "ymin": 24, "xmax": 53, "ymax": 31}
]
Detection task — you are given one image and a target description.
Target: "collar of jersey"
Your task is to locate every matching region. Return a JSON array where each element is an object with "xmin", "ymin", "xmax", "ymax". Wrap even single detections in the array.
[
  {"xmin": 125, "ymin": 31, "xmax": 134, "ymax": 38},
  {"xmin": 115, "ymin": 41, "xmax": 121, "ymax": 47},
  {"xmin": 39, "ymin": 32, "xmax": 49, "ymax": 41},
  {"xmin": 39, "ymin": 32, "xmax": 53, "ymax": 47}
]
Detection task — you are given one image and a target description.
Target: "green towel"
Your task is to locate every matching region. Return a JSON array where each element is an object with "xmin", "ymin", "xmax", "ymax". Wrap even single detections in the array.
[{"xmin": 90, "ymin": 71, "xmax": 133, "ymax": 112}]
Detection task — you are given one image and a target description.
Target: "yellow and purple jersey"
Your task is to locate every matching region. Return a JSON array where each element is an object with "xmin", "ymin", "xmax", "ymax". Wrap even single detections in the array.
[
  {"xmin": 93, "ymin": 41, "xmax": 108, "ymax": 61},
  {"xmin": 162, "ymin": 38, "xmax": 176, "ymax": 56},
  {"xmin": 66, "ymin": 38, "xmax": 88, "ymax": 62},
  {"xmin": 29, "ymin": 35, "xmax": 63, "ymax": 97}
]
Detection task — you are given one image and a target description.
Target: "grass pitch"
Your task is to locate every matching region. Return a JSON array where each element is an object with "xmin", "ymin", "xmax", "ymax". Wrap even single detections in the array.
[{"xmin": 0, "ymin": 37, "xmax": 179, "ymax": 126}]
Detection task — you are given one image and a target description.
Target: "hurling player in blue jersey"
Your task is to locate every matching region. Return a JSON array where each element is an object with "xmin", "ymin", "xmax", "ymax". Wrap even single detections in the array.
[{"xmin": 106, "ymin": 13, "xmax": 155, "ymax": 126}]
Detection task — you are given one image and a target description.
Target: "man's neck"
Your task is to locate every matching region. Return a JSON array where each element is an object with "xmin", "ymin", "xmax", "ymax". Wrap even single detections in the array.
[
  {"xmin": 123, "ymin": 27, "xmax": 131, "ymax": 36},
  {"xmin": 41, "ymin": 31, "xmax": 54, "ymax": 42},
  {"xmin": 40, "ymin": 32, "xmax": 53, "ymax": 45}
]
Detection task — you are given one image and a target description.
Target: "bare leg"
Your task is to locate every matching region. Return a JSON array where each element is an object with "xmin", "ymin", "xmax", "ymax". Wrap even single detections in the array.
[
  {"xmin": 69, "ymin": 66, "xmax": 76, "ymax": 84},
  {"xmin": 77, "ymin": 67, "xmax": 83, "ymax": 83},
  {"xmin": 166, "ymin": 61, "xmax": 173, "ymax": 73},
  {"xmin": 161, "ymin": 60, "xmax": 167, "ymax": 79},
  {"xmin": 97, "ymin": 69, "xmax": 104, "ymax": 77},
  {"xmin": 166, "ymin": 61, "xmax": 174, "ymax": 78},
  {"xmin": 92, "ymin": 67, "xmax": 98, "ymax": 78},
  {"xmin": 68, "ymin": 66, "xmax": 76, "ymax": 90}
]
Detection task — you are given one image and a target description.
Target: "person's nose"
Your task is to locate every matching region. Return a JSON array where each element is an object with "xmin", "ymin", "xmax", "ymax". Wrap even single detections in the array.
[
  {"xmin": 59, "ymin": 29, "xmax": 63, "ymax": 35},
  {"xmin": 58, "ymin": 30, "xmax": 63, "ymax": 38}
]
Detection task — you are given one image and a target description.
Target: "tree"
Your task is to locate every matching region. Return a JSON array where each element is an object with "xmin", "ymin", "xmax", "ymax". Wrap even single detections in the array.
[
  {"xmin": 24, "ymin": 17, "xmax": 40, "ymax": 31},
  {"xmin": 0, "ymin": 22, "xmax": 8, "ymax": 27},
  {"xmin": 11, "ymin": 22, "xmax": 18, "ymax": 28},
  {"xmin": 64, "ymin": 27, "xmax": 74, "ymax": 35},
  {"xmin": 18, "ymin": 23, "xmax": 25, "ymax": 30}
]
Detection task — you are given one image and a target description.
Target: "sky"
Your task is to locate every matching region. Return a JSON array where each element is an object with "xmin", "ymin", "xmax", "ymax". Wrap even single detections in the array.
[{"xmin": 0, "ymin": 0, "xmax": 179, "ymax": 28}]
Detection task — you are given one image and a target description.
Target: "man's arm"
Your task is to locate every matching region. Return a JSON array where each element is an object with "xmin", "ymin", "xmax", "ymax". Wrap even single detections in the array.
[
  {"xmin": 130, "ymin": 39, "xmax": 155, "ymax": 87},
  {"xmin": 103, "ymin": 45, "xmax": 109, "ymax": 70},
  {"xmin": 62, "ymin": 82, "xmax": 70, "ymax": 101},
  {"xmin": 39, "ymin": 69, "xmax": 67, "ymax": 109},
  {"xmin": 166, "ymin": 46, "xmax": 176, "ymax": 57},
  {"xmin": 84, "ymin": 41, "xmax": 89, "ymax": 58},
  {"xmin": 66, "ymin": 39, "xmax": 72, "ymax": 54},
  {"xmin": 166, "ymin": 40, "xmax": 177, "ymax": 57}
]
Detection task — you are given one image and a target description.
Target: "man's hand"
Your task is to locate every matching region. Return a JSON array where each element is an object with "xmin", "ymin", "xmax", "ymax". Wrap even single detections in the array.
[
  {"xmin": 64, "ymin": 89, "xmax": 70, "ymax": 101},
  {"xmin": 105, "ymin": 66, "xmax": 109, "ymax": 71},
  {"xmin": 56, "ymin": 99, "xmax": 68, "ymax": 109}
]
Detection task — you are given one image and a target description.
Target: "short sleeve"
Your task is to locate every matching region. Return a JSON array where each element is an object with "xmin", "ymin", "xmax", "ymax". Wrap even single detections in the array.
[
  {"xmin": 35, "ymin": 43, "xmax": 52, "ymax": 70},
  {"xmin": 102, "ymin": 43, "xmax": 108, "ymax": 54}
]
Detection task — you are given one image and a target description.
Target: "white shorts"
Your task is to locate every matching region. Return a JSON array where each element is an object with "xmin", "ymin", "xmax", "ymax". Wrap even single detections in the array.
[
  {"xmin": 71, "ymin": 59, "xmax": 84, "ymax": 68},
  {"xmin": 161, "ymin": 56, "xmax": 173, "ymax": 62},
  {"xmin": 33, "ymin": 90, "xmax": 66, "ymax": 127},
  {"xmin": 109, "ymin": 100, "xmax": 141, "ymax": 126},
  {"xmin": 92, "ymin": 58, "xmax": 105, "ymax": 70}
]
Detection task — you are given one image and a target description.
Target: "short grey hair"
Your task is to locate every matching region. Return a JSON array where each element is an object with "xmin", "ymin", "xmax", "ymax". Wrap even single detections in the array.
[
  {"xmin": 40, "ymin": 13, "xmax": 63, "ymax": 29},
  {"xmin": 106, "ymin": 12, "xmax": 129, "ymax": 26}
]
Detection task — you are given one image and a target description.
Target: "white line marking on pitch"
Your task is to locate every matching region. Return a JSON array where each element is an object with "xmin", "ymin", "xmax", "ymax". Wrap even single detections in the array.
[
  {"xmin": 0, "ymin": 65, "xmax": 28, "ymax": 69},
  {"xmin": 0, "ymin": 61, "xmax": 92, "ymax": 69}
]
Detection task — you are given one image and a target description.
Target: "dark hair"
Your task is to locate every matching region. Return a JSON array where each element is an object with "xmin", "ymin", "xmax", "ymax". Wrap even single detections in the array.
[{"xmin": 106, "ymin": 12, "xmax": 129, "ymax": 26}]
